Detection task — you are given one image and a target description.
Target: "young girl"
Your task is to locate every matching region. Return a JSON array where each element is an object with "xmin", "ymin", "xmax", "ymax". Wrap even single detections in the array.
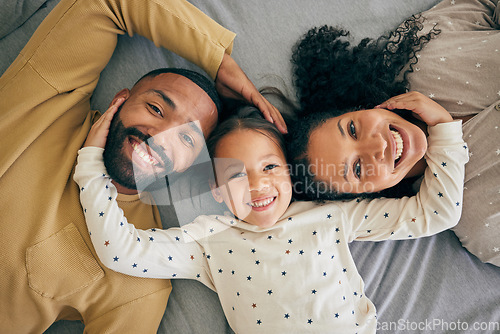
[{"xmin": 74, "ymin": 98, "xmax": 467, "ymax": 333}]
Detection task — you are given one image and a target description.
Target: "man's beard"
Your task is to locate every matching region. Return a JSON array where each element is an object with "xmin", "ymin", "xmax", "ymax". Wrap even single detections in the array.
[{"xmin": 103, "ymin": 105, "xmax": 174, "ymax": 190}]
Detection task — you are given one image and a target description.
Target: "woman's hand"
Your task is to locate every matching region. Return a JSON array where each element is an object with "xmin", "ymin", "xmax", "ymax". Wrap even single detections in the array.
[
  {"xmin": 376, "ymin": 91, "xmax": 453, "ymax": 126},
  {"xmin": 84, "ymin": 97, "xmax": 124, "ymax": 148},
  {"xmin": 215, "ymin": 53, "xmax": 287, "ymax": 134}
]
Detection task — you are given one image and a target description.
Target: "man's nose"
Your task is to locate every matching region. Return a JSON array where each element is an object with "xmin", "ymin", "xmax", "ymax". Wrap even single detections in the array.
[{"xmin": 148, "ymin": 121, "xmax": 183, "ymax": 150}]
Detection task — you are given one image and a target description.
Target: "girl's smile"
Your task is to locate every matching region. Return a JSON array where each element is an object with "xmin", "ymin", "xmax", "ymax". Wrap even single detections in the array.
[
  {"xmin": 211, "ymin": 129, "xmax": 292, "ymax": 228},
  {"xmin": 248, "ymin": 196, "xmax": 277, "ymax": 211}
]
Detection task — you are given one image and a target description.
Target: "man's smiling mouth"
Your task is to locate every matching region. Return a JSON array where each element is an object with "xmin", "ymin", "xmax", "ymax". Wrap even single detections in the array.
[{"xmin": 130, "ymin": 137, "xmax": 160, "ymax": 166}]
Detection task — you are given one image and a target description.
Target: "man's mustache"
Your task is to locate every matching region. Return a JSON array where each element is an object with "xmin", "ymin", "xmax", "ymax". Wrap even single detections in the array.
[{"xmin": 125, "ymin": 126, "xmax": 174, "ymax": 174}]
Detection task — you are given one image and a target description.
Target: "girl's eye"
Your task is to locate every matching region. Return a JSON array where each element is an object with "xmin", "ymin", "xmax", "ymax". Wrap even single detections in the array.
[
  {"xmin": 181, "ymin": 133, "xmax": 194, "ymax": 147},
  {"xmin": 263, "ymin": 164, "xmax": 279, "ymax": 171},
  {"xmin": 229, "ymin": 172, "xmax": 247, "ymax": 180},
  {"xmin": 149, "ymin": 104, "xmax": 162, "ymax": 116},
  {"xmin": 353, "ymin": 159, "xmax": 361, "ymax": 179},
  {"xmin": 349, "ymin": 120, "xmax": 357, "ymax": 139}
]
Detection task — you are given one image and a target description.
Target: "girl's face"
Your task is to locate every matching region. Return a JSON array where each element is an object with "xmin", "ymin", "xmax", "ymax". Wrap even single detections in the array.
[
  {"xmin": 307, "ymin": 108, "xmax": 427, "ymax": 194},
  {"xmin": 211, "ymin": 129, "xmax": 292, "ymax": 228}
]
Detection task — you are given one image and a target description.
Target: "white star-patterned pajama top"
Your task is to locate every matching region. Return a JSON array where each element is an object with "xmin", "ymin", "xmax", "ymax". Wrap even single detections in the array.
[
  {"xmin": 404, "ymin": 0, "xmax": 500, "ymax": 265},
  {"xmin": 74, "ymin": 121, "xmax": 468, "ymax": 334}
]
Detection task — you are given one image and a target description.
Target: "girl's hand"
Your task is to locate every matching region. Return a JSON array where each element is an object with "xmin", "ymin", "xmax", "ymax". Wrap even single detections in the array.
[
  {"xmin": 84, "ymin": 98, "xmax": 124, "ymax": 148},
  {"xmin": 215, "ymin": 53, "xmax": 288, "ymax": 134},
  {"xmin": 376, "ymin": 91, "xmax": 453, "ymax": 126}
]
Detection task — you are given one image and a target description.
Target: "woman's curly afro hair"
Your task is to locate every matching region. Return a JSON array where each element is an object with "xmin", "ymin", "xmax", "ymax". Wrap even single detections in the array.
[{"xmin": 287, "ymin": 15, "xmax": 440, "ymax": 201}]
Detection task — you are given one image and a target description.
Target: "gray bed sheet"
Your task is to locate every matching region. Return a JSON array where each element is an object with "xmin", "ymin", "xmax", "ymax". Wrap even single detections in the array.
[{"xmin": 1, "ymin": 0, "xmax": 499, "ymax": 333}]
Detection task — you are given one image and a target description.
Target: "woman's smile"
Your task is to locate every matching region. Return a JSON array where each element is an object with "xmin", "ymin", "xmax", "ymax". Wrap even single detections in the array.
[{"xmin": 306, "ymin": 108, "xmax": 427, "ymax": 194}]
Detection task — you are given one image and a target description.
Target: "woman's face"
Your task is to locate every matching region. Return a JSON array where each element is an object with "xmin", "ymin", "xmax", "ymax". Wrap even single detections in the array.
[
  {"xmin": 307, "ymin": 108, "xmax": 427, "ymax": 194},
  {"xmin": 211, "ymin": 129, "xmax": 292, "ymax": 228}
]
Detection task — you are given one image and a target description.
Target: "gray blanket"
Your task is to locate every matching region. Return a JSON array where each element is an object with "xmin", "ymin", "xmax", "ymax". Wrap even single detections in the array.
[{"xmin": 1, "ymin": 0, "xmax": 499, "ymax": 333}]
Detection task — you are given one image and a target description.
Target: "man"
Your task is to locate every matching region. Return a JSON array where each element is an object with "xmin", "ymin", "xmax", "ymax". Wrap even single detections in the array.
[{"xmin": 0, "ymin": 0, "xmax": 284, "ymax": 332}]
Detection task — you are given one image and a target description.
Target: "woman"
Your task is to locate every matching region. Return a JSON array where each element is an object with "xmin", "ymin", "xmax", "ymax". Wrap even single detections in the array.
[{"xmin": 288, "ymin": 0, "xmax": 500, "ymax": 265}]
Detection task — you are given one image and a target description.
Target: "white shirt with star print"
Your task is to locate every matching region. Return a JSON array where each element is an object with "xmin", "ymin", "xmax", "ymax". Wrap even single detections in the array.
[{"xmin": 74, "ymin": 120, "xmax": 468, "ymax": 334}]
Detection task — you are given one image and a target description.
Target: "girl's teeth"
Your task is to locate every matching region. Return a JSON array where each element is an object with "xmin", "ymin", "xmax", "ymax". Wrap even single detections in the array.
[
  {"xmin": 250, "ymin": 197, "xmax": 274, "ymax": 208},
  {"xmin": 391, "ymin": 130, "xmax": 404, "ymax": 161}
]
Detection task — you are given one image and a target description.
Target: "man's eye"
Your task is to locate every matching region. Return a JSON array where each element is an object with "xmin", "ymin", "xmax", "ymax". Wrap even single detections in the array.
[
  {"xmin": 353, "ymin": 159, "xmax": 361, "ymax": 179},
  {"xmin": 181, "ymin": 133, "xmax": 194, "ymax": 147},
  {"xmin": 349, "ymin": 120, "xmax": 357, "ymax": 139},
  {"xmin": 148, "ymin": 104, "xmax": 162, "ymax": 116},
  {"xmin": 264, "ymin": 164, "xmax": 279, "ymax": 171}
]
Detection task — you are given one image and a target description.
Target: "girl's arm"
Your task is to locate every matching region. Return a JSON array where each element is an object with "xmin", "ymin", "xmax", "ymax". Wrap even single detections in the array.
[
  {"xmin": 343, "ymin": 94, "xmax": 468, "ymax": 241},
  {"xmin": 74, "ymin": 147, "xmax": 211, "ymax": 281},
  {"xmin": 73, "ymin": 103, "xmax": 211, "ymax": 283}
]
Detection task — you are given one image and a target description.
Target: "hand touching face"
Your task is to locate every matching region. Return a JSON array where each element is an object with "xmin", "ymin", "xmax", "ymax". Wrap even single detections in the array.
[{"xmin": 104, "ymin": 73, "xmax": 217, "ymax": 191}]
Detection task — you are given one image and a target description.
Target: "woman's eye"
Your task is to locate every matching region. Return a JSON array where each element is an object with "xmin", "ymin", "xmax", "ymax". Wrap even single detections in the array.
[
  {"xmin": 148, "ymin": 104, "xmax": 162, "ymax": 116},
  {"xmin": 181, "ymin": 133, "xmax": 194, "ymax": 147},
  {"xmin": 353, "ymin": 160, "xmax": 361, "ymax": 179},
  {"xmin": 349, "ymin": 120, "xmax": 357, "ymax": 139},
  {"xmin": 263, "ymin": 164, "xmax": 279, "ymax": 171}
]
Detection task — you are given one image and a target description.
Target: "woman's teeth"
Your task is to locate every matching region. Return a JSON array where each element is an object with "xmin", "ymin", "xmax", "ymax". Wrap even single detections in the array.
[
  {"xmin": 391, "ymin": 130, "xmax": 404, "ymax": 161},
  {"xmin": 132, "ymin": 140, "xmax": 158, "ymax": 165},
  {"xmin": 249, "ymin": 197, "xmax": 275, "ymax": 208}
]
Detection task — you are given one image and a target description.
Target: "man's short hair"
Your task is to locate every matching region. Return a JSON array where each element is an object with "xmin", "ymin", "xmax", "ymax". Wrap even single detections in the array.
[{"xmin": 136, "ymin": 68, "xmax": 222, "ymax": 114}]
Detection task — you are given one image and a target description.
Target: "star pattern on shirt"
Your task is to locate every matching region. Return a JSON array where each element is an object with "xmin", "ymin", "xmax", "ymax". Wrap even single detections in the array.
[{"xmin": 78, "ymin": 128, "xmax": 467, "ymax": 331}]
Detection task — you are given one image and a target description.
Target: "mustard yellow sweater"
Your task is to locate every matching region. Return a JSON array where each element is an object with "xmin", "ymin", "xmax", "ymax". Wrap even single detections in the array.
[{"xmin": 0, "ymin": 0, "xmax": 234, "ymax": 331}]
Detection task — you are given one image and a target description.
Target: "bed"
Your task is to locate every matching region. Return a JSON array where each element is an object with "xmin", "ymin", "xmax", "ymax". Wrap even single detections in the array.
[{"xmin": 1, "ymin": 0, "xmax": 499, "ymax": 333}]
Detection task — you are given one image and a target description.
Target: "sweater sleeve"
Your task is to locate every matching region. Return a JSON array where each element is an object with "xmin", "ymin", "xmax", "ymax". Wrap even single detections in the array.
[
  {"xmin": 73, "ymin": 147, "xmax": 213, "ymax": 285},
  {"xmin": 0, "ymin": 0, "xmax": 235, "ymax": 96},
  {"xmin": 340, "ymin": 120, "xmax": 469, "ymax": 242}
]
